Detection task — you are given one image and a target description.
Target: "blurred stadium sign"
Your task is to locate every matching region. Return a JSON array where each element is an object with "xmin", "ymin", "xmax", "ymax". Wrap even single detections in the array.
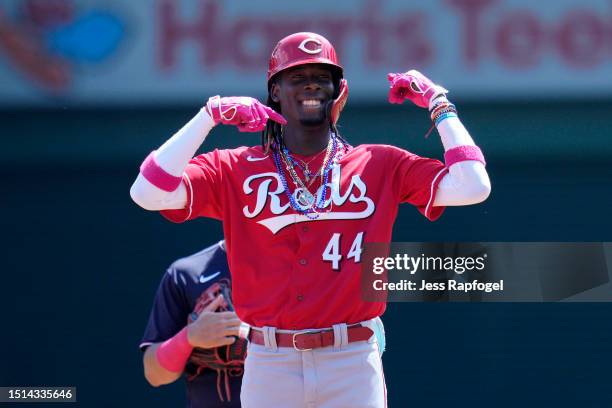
[{"xmin": 1, "ymin": 0, "xmax": 612, "ymax": 106}]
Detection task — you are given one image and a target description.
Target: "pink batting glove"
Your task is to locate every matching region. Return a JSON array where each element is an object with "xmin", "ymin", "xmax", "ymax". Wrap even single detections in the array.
[
  {"xmin": 204, "ymin": 96, "xmax": 287, "ymax": 132},
  {"xmin": 387, "ymin": 70, "xmax": 448, "ymax": 109}
]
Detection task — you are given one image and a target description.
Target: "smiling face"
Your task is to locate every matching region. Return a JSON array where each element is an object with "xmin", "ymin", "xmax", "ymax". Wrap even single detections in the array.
[{"xmin": 270, "ymin": 64, "xmax": 337, "ymax": 127}]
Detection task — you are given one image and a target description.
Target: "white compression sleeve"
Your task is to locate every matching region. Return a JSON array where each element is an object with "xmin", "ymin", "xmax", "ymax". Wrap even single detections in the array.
[
  {"xmin": 432, "ymin": 111, "xmax": 491, "ymax": 206},
  {"xmin": 437, "ymin": 115, "xmax": 475, "ymax": 149},
  {"xmin": 154, "ymin": 108, "xmax": 216, "ymax": 175},
  {"xmin": 130, "ymin": 108, "xmax": 216, "ymax": 211}
]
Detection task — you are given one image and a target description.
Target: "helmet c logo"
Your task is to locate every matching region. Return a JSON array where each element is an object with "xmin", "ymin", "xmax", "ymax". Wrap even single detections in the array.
[{"xmin": 298, "ymin": 38, "xmax": 322, "ymax": 55}]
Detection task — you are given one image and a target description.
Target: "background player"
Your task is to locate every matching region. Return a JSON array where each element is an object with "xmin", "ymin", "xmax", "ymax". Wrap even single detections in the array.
[
  {"xmin": 130, "ymin": 32, "xmax": 491, "ymax": 407},
  {"xmin": 140, "ymin": 240, "xmax": 246, "ymax": 407}
]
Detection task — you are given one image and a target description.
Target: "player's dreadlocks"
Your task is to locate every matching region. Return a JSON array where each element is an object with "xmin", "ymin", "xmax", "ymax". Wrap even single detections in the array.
[{"xmin": 261, "ymin": 67, "xmax": 349, "ymax": 153}]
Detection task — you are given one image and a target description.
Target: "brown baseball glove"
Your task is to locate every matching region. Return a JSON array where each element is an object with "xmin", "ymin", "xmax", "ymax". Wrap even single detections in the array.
[{"xmin": 186, "ymin": 278, "xmax": 247, "ymax": 402}]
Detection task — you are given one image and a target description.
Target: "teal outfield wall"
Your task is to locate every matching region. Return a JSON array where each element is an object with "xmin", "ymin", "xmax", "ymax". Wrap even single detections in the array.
[
  {"xmin": 1, "ymin": 100, "xmax": 611, "ymax": 166},
  {"xmin": 1, "ymin": 101, "xmax": 612, "ymax": 407}
]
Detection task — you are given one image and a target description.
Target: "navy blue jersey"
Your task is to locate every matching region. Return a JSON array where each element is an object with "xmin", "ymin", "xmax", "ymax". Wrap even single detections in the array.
[{"xmin": 140, "ymin": 241, "xmax": 244, "ymax": 407}]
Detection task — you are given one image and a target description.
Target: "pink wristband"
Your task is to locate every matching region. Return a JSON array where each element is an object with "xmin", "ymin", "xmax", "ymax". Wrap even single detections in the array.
[
  {"xmin": 140, "ymin": 151, "xmax": 183, "ymax": 192},
  {"xmin": 155, "ymin": 327, "xmax": 193, "ymax": 372},
  {"xmin": 444, "ymin": 145, "xmax": 486, "ymax": 167}
]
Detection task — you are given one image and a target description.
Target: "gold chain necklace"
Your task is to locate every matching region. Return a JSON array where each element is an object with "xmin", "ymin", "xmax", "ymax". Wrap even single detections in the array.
[{"xmin": 282, "ymin": 138, "xmax": 333, "ymax": 183}]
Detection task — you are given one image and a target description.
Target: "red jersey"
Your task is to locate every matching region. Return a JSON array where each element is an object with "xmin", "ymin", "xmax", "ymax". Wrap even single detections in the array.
[{"xmin": 161, "ymin": 144, "xmax": 447, "ymax": 329}]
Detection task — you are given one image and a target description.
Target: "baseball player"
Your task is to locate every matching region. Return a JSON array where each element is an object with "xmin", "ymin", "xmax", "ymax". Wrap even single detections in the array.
[
  {"xmin": 130, "ymin": 32, "xmax": 490, "ymax": 408},
  {"xmin": 140, "ymin": 240, "xmax": 247, "ymax": 407}
]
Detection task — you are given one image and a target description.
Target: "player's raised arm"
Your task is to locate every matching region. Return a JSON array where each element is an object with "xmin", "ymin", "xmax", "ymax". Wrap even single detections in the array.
[
  {"xmin": 387, "ymin": 70, "xmax": 491, "ymax": 206},
  {"xmin": 129, "ymin": 97, "xmax": 286, "ymax": 211}
]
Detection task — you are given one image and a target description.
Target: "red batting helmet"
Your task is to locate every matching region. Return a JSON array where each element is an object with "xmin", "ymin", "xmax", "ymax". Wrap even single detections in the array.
[
  {"xmin": 267, "ymin": 32, "xmax": 343, "ymax": 87},
  {"xmin": 267, "ymin": 32, "xmax": 347, "ymax": 126}
]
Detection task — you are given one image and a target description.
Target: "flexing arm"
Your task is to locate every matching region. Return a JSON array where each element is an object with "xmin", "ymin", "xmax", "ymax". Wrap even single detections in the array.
[
  {"xmin": 130, "ymin": 97, "xmax": 286, "ymax": 211},
  {"xmin": 129, "ymin": 108, "xmax": 214, "ymax": 211},
  {"xmin": 433, "ymin": 112, "xmax": 491, "ymax": 206},
  {"xmin": 387, "ymin": 70, "xmax": 491, "ymax": 206}
]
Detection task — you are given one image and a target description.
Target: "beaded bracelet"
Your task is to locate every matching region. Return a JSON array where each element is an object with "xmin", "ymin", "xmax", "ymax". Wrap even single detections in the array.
[
  {"xmin": 430, "ymin": 103, "xmax": 457, "ymax": 120},
  {"xmin": 430, "ymin": 100, "xmax": 455, "ymax": 111},
  {"xmin": 432, "ymin": 106, "xmax": 457, "ymax": 122},
  {"xmin": 424, "ymin": 99, "xmax": 459, "ymax": 138},
  {"xmin": 434, "ymin": 112, "xmax": 458, "ymax": 126},
  {"xmin": 429, "ymin": 96, "xmax": 450, "ymax": 111},
  {"xmin": 431, "ymin": 106, "xmax": 456, "ymax": 119}
]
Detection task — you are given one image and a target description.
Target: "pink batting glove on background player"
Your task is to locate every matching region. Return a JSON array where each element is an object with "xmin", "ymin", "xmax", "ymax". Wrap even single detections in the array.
[
  {"xmin": 204, "ymin": 95, "xmax": 287, "ymax": 132},
  {"xmin": 387, "ymin": 70, "xmax": 448, "ymax": 109}
]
